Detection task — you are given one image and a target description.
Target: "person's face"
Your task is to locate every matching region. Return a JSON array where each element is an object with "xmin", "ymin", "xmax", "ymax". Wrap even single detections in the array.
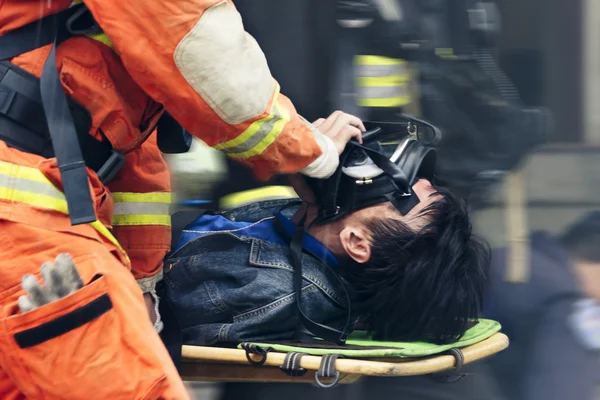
[
  {"xmin": 573, "ymin": 260, "xmax": 600, "ymax": 302},
  {"xmin": 339, "ymin": 179, "xmax": 440, "ymax": 264}
]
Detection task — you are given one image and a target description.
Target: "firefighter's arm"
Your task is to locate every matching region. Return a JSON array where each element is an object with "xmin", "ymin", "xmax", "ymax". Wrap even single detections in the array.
[
  {"xmin": 82, "ymin": 0, "xmax": 350, "ymax": 180},
  {"xmin": 106, "ymin": 133, "xmax": 172, "ymax": 294}
]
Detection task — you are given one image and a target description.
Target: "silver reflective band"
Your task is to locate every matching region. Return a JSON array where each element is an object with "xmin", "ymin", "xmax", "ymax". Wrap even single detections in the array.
[
  {"xmin": 112, "ymin": 202, "xmax": 171, "ymax": 216},
  {"xmin": 0, "ymin": 174, "xmax": 64, "ymax": 200},
  {"xmin": 356, "ymin": 63, "xmax": 408, "ymax": 78},
  {"xmin": 357, "ymin": 85, "xmax": 409, "ymax": 100}
]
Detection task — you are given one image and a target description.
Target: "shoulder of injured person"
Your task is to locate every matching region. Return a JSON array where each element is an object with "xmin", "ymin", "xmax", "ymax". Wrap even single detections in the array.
[{"xmin": 164, "ymin": 179, "xmax": 490, "ymax": 346}]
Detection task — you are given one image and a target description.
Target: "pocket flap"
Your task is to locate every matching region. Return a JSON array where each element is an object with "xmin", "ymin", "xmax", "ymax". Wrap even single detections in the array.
[{"xmin": 6, "ymin": 276, "xmax": 110, "ymax": 343}]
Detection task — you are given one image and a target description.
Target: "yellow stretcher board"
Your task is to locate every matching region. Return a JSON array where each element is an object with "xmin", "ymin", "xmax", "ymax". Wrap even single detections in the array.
[{"xmin": 180, "ymin": 332, "xmax": 508, "ymax": 384}]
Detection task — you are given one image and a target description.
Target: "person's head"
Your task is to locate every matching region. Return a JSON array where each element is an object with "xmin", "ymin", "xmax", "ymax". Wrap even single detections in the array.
[
  {"xmin": 307, "ymin": 179, "xmax": 490, "ymax": 344},
  {"xmin": 559, "ymin": 211, "xmax": 600, "ymax": 302}
]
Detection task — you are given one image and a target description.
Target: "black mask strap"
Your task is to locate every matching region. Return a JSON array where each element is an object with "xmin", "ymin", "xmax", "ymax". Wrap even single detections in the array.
[
  {"xmin": 385, "ymin": 192, "xmax": 421, "ymax": 215},
  {"xmin": 348, "ymin": 141, "xmax": 412, "ymax": 193}
]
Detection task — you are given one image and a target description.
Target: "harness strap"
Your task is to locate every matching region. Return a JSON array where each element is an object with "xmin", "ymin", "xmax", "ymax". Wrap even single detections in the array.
[
  {"xmin": 0, "ymin": 5, "xmax": 125, "ymax": 225},
  {"xmin": 40, "ymin": 33, "xmax": 96, "ymax": 224}
]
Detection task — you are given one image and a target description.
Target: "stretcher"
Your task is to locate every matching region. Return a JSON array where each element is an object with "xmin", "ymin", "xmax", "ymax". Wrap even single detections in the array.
[
  {"xmin": 178, "ymin": 320, "xmax": 508, "ymax": 386},
  {"xmin": 170, "ymin": 193, "xmax": 509, "ymax": 387}
]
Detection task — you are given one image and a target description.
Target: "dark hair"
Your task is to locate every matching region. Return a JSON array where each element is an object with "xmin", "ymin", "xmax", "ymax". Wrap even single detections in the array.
[
  {"xmin": 340, "ymin": 187, "xmax": 491, "ymax": 344},
  {"xmin": 560, "ymin": 211, "xmax": 600, "ymax": 262}
]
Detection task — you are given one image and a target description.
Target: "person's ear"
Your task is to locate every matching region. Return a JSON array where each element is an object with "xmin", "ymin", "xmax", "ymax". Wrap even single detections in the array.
[{"xmin": 340, "ymin": 227, "xmax": 371, "ymax": 264}]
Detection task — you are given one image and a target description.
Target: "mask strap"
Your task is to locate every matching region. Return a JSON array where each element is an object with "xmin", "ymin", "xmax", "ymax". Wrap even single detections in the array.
[
  {"xmin": 317, "ymin": 149, "xmax": 353, "ymax": 222},
  {"xmin": 386, "ymin": 192, "xmax": 421, "ymax": 215},
  {"xmin": 348, "ymin": 141, "xmax": 412, "ymax": 192}
]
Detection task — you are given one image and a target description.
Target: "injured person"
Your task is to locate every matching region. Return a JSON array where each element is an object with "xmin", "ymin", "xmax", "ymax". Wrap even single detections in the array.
[{"xmin": 163, "ymin": 118, "xmax": 491, "ymax": 348}]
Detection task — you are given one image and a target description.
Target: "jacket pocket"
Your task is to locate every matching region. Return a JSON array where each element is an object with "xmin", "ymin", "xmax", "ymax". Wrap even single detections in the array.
[{"xmin": 0, "ymin": 274, "xmax": 167, "ymax": 400}]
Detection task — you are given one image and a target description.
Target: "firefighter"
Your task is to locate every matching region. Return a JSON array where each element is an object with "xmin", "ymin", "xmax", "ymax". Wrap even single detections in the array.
[{"xmin": 0, "ymin": 1, "xmax": 364, "ymax": 398}]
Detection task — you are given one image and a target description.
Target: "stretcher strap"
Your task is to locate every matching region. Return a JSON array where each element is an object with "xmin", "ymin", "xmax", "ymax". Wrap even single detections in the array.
[
  {"xmin": 430, "ymin": 348, "xmax": 467, "ymax": 383},
  {"xmin": 314, "ymin": 354, "xmax": 343, "ymax": 388},
  {"xmin": 240, "ymin": 343, "xmax": 272, "ymax": 366},
  {"xmin": 279, "ymin": 352, "xmax": 307, "ymax": 377}
]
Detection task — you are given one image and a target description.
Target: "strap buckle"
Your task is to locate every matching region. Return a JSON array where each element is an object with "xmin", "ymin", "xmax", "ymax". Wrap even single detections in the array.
[
  {"xmin": 319, "ymin": 205, "xmax": 340, "ymax": 220},
  {"xmin": 96, "ymin": 150, "xmax": 125, "ymax": 184}
]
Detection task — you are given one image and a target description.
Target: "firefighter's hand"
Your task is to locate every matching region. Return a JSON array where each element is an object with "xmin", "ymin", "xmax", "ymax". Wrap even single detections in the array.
[
  {"xmin": 18, "ymin": 253, "xmax": 84, "ymax": 313},
  {"xmin": 313, "ymin": 111, "xmax": 365, "ymax": 155}
]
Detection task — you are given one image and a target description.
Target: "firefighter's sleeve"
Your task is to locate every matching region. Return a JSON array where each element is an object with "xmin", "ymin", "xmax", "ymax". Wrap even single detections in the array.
[
  {"xmin": 82, "ymin": 0, "xmax": 339, "ymax": 180},
  {"xmin": 106, "ymin": 133, "xmax": 172, "ymax": 293}
]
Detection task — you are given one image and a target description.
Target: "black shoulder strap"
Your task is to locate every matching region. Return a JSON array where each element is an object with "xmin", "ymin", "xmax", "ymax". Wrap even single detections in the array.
[{"xmin": 0, "ymin": 5, "xmax": 99, "ymax": 224}]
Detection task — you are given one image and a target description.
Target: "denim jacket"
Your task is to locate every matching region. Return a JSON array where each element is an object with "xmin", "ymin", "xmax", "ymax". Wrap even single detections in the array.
[{"xmin": 163, "ymin": 199, "xmax": 349, "ymax": 346}]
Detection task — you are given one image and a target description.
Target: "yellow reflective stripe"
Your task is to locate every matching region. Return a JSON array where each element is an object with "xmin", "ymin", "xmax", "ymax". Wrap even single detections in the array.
[
  {"xmin": 112, "ymin": 215, "xmax": 172, "ymax": 226},
  {"xmin": 111, "ymin": 192, "xmax": 172, "ymax": 227},
  {"xmin": 0, "ymin": 186, "xmax": 68, "ymax": 213},
  {"xmin": 356, "ymin": 74, "xmax": 410, "ymax": 87},
  {"xmin": 355, "ymin": 55, "xmax": 405, "ymax": 66},
  {"xmin": 435, "ymin": 48, "xmax": 457, "ymax": 60},
  {"xmin": 86, "ymin": 32, "xmax": 114, "ymax": 49},
  {"xmin": 0, "ymin": 161, "xmax": 127, "ymax": 257},
  {"xmin": 112, "ymin": 192, "xmax": 172, "ymax": 204},
  {"xmin": 90, "ymin": 220, "xmax": 125, "ymax": 252},
  {"xmin": 224, "ymin": 100, "xmax": 291, "ymax": 160},
  {"xmin": 219, "ymin": 186, "xmax": 298, "ymax": 209},
  {"xmin": 358, "ymin": 96, "xmax": 412, "ymax": 107},
  {"xmin": 214, "ymin": 84, "xmax": 281, "ymax": 151}
]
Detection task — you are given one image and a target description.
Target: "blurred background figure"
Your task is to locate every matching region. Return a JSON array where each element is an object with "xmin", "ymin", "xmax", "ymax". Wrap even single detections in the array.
[{"xmin": 485, "ymin": 211, "xmax": 600, "ymax": 400}]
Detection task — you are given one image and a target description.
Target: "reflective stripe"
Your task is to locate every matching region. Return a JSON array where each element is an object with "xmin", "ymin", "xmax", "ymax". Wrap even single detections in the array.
[
  {"xmin": 219, "ymin": 186, "xmax": 298, "ymax": 209},
  {"xmin": 355, "ymin": 64, "xmax": 409, "ymax": 78},
  {"xmin": 0, "ymin": 161, "xmax": 127, "ymax": 259},
  {"xmin": 435, "ymin": 48, "xmax": 457, "ymax": 60},
  {"xmin": 112, "ymin": 192, "xmax": 172, "ymax": 226},
  {"xmin": 356, "ymin": 75, "xmax": 409, "ymax": 87},
  {"xmin": 355, "ymin": 55, "xmax": 405, "ymax": 66},
  {"xmin": 357, "ymin": 96, "xmax": 412, "ymax": 107},
  {"xmin": 86, "ymin": 32, "xmax": 114, "ymax": 49},
  {"xmin": 358, "ymin": 85, "xmax": 409, "ymax": 99},
  {"xmin": 354, "ymin": 55, "xmax": 412, "ymax": 108},
  {"xmin": 357, "ymin": 86, "xmax": 411, "ymax": 107},
  {"xmin": 213, "ymin": 86, "xmax": 291, "ymax": 159}
]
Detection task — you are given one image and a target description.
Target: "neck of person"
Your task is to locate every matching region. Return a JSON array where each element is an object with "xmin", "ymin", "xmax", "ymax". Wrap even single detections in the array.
[{"xmin": 291, "ymin": 202, "xmax": 345, "ymax": 258}]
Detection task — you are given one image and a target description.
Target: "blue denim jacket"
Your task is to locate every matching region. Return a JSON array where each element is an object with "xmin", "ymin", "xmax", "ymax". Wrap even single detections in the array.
[{"xmin": 163, "ymin": 200, "xmax": 349, "ymax": 346}]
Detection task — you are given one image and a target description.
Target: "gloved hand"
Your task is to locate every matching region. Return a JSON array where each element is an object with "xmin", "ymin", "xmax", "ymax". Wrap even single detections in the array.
[{"xmin": 18, "ymin": 253, "xmax": 84, "ymax": 313}]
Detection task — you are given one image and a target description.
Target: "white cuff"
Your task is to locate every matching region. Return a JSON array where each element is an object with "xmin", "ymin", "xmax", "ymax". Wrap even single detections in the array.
[
  {"xmin": 137, "ymin": 269, "xmax": 164, "ymax": 293},
  {"xmin": 299, "ymin": 131, "xmax": 339, "ymax": 179}
]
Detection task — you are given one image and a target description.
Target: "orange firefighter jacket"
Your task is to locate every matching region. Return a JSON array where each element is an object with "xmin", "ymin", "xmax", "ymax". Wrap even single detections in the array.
[{"xmin": 0, "ymin": 0, "xmax": 339, "ymax": 291}]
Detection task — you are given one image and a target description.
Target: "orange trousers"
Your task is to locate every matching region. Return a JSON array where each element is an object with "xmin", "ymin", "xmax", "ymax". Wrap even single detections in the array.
[{"xmin": 0, "ymin": 146, "xmax": 189, "ymax": 399}]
